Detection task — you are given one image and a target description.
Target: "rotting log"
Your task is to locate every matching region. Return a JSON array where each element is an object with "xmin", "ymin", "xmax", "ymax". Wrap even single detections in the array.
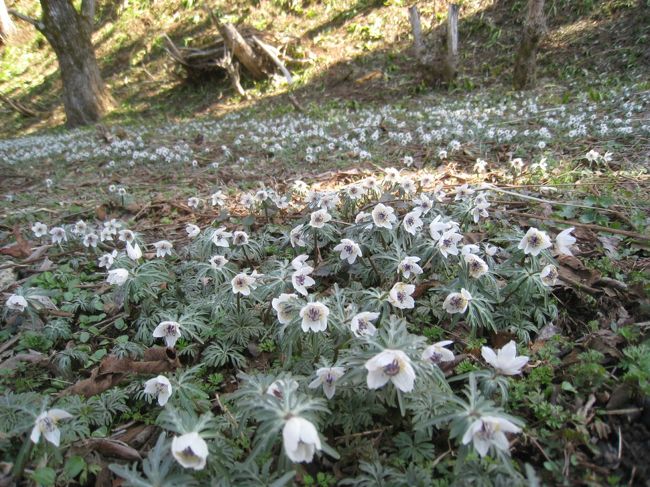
[
  {"xmin": 216, "ymin": 22, "xmax": 266, "ymax": 80},
  {"xmin": 513, "ymin": 0, "xmax": 546, "ymax": 90}
]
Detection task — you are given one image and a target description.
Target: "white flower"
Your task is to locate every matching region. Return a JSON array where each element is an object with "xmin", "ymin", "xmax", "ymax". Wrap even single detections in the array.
[
  {"xmin": 232, "ymin": 231, "xmax": 249, "ymax": 246},
  {"xmin": 187, "ymin": 197, "xmax": 200, "ymax": 209},
  {"xmin": 398, "ymin": 256, "xmax": 423, "ymax": 279},
  {"xmin": 211, "ymin": 227, "xmax": 232, "ymax": 247},
  {"xmin": 438, "ymin": 230, "xmax": 463, "ymax": 258},
  {"xmin": 50, "ymin": 227, "xmax": 67, "ymax": 244},
  {"xmin": 32, "ymin": 222, "xmax": 48, "ymax": 238},
  {"xmin": 461, "ymin": 416, "xmax": 522, "ymax": 457},
  {"xmin": 400, "ymin": 177, "xmax": 416, "ymax": 194},
  {"xmin": 585, "ymin": 149, "xmax": 600, "ymax": 162},
  {"xmin": 72, "ymin": 220, "xmax": 87, "ymax": 235},
  {"xmin": 6, "ymin": 294, "xmax": 28, "ymax": 312},
  {"xmin": 421, "ymin": 340, "xmax": 455, "ymax": 365},
  {"xmin": 231, "ymin": 272, "xmax": 257, "ymax": 296},
  {"xmin": 30, "ymin": 409, "xmax": 72, "ymax": 447},
  {"xmin": 461, "ymin": 244, "xmax": 480, "ymax": 256},
  {"xmin": 83, "ymin": 233, "xmax": 99, "ymax": 248},
  {"xmin": 126, "ymin": 241, "xmax": 142, "ymax": 261},
  {"xmin": 292, "ymin": 268, "xmax": 316, "ymax": 296},
  {"xmin": 481, "ymin": 340, "xmax": 529, "ymax": 375},
  {"xmin": 454, "ymin": 184, "xmax": 474, "ymax": 201},
  {"xmin": 118, "ymin": 229, "xmax": 135, "ymax": 243},
  {"xmin": 171, "ymin": 432, "xmax": 209, "ymax": 470},
  {"xmin": 186, "ymin": 224, "xmax": 200, "ymax": 238},
  {"xmin": 388, "ymin": 282, "xmax": 416, "ymax": 309},
  {"xmin": 350, "ymin": 311, "xmax": 379, "ymax": 338},
  {"xmin": 474, "ymin": 158, "xmax": 488, "ymax": 173},
  {"xmin": 518, "ymin": 228, "xmax": 552, "ymax": 256},
  {"xmin": 291, "ymin": 254, "xmax": 312, "ymax": 272},
  {"xmin": 371, "ymin": 204, "xmax": 397, "ymax": 230},
  {"xmin": 309, "ymin": 209, "xmax": 331, "ymax": 229},
  {"xmin": 402, "ymin": 210, "xmax": 423, "ymax": 235},
  {"xmin": 290, "ymin": 224, "xmax": 306, "ymax": 248},
  {"xmin": 464, "ymin": 254, "xmax": 489, "ymax": 278},
  {"xmin": 209, "ymin": 255, "xmax": 228, "ymax": 269},
  {"xmin": 144, "ymin": 375, "xmax": 173, "ymax": 406},
  {"xmin": 299, "ymin": 302, "xmax": 329, "ymax": 332},
  {"xmin": 100, "ymin": 228, "xmax": 114, "ymax": 242},
  {"xmin": 429, "ymin": 215, "xmax": 450, "ymax": 241},
  {"xmin": 443, "ymin": 288, "xmax": 472, "ymax": 314},
  {"xmin": 211, "ymin": 191, "xmax": 226, "ymax": 206},
  {"xmin": 104, "ymin": 219, "xmax": 121, "ymax": 234},
  {"xmin": 98, "ymin": 250, "xmax": 118, "ymax": 269},
  {"xmin": 153, "ymin": 240, "xmax": 173, "ymax": 258},
  {"xmin": 240, "ymin": 193, "xmax": 255, "ymax": 208},
  {"xmin": 106, "ymin": 268, "xmax": 129, "ymax": 286},
  {"xmin": 346, "ymin": 184, "xmax": 364, "ymax": 200},
  {"xmin": 153, "ymin": 321, "xmax": 182, "ymax": 348},
  {"xmin": 540, "ymin": 264, "xmax": 559, "ymax": 286},
  {"xmin": 272, "ymin": 293, "xmax": 298, "ymax": 325},
  {"xmin": 309, "ymin": 367, "xmax": 345, "ymax": 399},
  {"xmin": 413, "ymin": 195, "xmax": 434, "ymax": 215},
  {"xmin": 333, "ymin": 239, "xmax": 362, "ymax": 264},
  {"xmin": 365, "ymin": 349, "xmax": 416, "ymax": 393},
  {"xmin": 355, "ymin": 211, "xmax": 371, "ymax": 224},
  {"xmin": 484, "ymin": 243, "xmax": 499, "ymax": 257},
  {"xmin": 555, "ymin": 227, "xmax": 576, "ymax": 256},
  {"xmin": 282, "ymin": 416, "xmax": 322, "ymax": 463}
]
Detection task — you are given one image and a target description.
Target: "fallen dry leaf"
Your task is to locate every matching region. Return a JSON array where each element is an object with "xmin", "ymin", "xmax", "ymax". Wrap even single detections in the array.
[
  {"xmin": 62, "ymin": 347, "xmax": 180, "ymax": 397},
  {"xmin": 0, "ymin": 226, "xmax": 32, "ymax": 259}
]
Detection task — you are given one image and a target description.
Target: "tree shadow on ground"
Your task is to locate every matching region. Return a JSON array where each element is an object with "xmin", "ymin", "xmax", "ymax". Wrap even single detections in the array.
[{"xmin": 1, "ymin": 0, "xmax": 648, "ymax": 136}]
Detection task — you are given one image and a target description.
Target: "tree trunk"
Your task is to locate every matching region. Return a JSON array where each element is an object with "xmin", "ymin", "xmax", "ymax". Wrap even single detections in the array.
[
  {"xmin": 40, "ymin": 0, "xmax": 111, "ymax": 127},
  {"xmin": 0, "ymin": 0, "xmax": 16, "ymax": 43},
  {"xmin": 513, "ymin": 0, "xmax": 546, "ymax": 90},
  {"xmin": 443, "ymin": 3, "xmax": 459, "ymax": 83}
]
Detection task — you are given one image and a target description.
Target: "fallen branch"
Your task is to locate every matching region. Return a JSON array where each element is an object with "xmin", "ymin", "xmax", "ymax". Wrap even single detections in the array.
[{"xmin": 252, "ymin": 35, "xmax": 292, "ymax": 84}]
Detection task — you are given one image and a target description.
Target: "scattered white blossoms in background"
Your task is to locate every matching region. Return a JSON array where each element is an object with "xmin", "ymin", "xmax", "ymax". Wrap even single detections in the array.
[
  {"xmin": 388, "ymin": 282, "xmax": 416, "ymax": 309},
  {"xmin": 299, "ymin": 302, "xmax": 329, "ymax": 332},
  {"xmin": 443, "ymin": 289, "xmax": 472, "ymax": 314},
  {"xmin": 144, "ymin": 375, "xmax": 173, "ymax": 406},
  {"xmin": 365, "ymin": 349, "xmax": 416, "ymax": 393},
  {"xmin": 153, "ymin": 321, "xmax": 182, "ymax": 348},
  {"xmin": 555, "ymin": 227, "xmax": 576, "ymax": 256},
  {"xmin": 462, "ymin": 416, "xmax": 522, "ymax": 457},
  {"xmin": 372, "ymin": 203, "xmax": 397, "ymax": 229},
  {"xmin": 309, "ymin": 366, "xmax": 345, "ymax": 399},
  {"xmin": 518, "ymin": 227, "xmax": 552, "ymax": 256},
  {"xmin": 30, "ymin": 409, "xmax": 72, "ymax": 447},
  {"xmin": 187, "ymin": 197, "xmax": 200, "ymax": 209},
  {"xmin": 32, "ymin": 222, "xmax": 48, "ymax": 238},
  {"xmin": 540, "ymin": 264, "xmax": 559, "ymax": 286},
  {"xmin": 350, "ymin": 311, "xmax": 379, "ymax": 337},
  {"xmin": 333, "ymin": 239, "xmax": 362, "ymax": 264},
  {"xmin": 171, "ymin": 432, "xmax": 209, "ymax": 470},
  {"xmin": 481, "ymin": 341, "xmax": 529, "ymax": 375},
  {"xmin": 153, "ymin": 240, "xmax": 173, "ymax": 258},
  {"xmin": 282, "ymin": 416, "xmax": 322, "ymax": 463},
  {"xmin": 6, "ymin": 294, "xmax": 28, "ymax": 312},
  {"xmin": 106, "ymin": 268, "xmax": 129, "ymax": 286},
  {"xmin": 421, "ymin": 340, "xmax": 455, "ymax": 365}
]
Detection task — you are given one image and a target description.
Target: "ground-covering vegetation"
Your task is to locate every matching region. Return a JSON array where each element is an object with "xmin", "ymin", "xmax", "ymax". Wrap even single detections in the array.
[
  {"xmin": 1, "ymin": 79, "xmax": 649, "ymax": 485},
  {"xmin": 1, "ymin": 0, "xmax": 649, "ymax": 486}
]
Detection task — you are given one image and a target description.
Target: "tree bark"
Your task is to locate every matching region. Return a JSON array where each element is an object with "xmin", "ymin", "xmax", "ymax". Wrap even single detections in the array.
[
  {"xmin": 408, "ymin": 5, "xmax": 424, "ymax": 60},
  {"xmin": 443, "ymin": 3, "xmax": 459, "ymax": 83},
  {"xmin": 39, "ymin": 0, "xmax": 111, "ymax": 127},
  {"xmin": 513, "ymin": 0, "xmax": 546, "ymax": 90},
  {"xmin": 0, "ymin": 0, "xmax": 17, "ymax": 43}
]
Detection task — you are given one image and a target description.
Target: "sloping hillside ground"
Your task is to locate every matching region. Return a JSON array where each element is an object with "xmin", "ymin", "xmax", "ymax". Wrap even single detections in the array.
[
  {"xmin": 0, "ymin": 1, "xmax": 649, "ymax": 487},
  {"xmin": 0, "ymin": 0, "xmax": 648, "ymax": 135}
]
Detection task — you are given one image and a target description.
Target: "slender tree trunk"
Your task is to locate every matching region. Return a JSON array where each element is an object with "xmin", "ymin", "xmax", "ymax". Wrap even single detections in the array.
[
  {"xmin": 513, "ymin": 0, "xmax": 546, "ymax": 90},
  {"xmin": 39, "ymin": 0, "xmax": 111, "ymax": 127},
  {"xmin": 0, "ymin": 0, "xmax": 16, "ymax": 43}
]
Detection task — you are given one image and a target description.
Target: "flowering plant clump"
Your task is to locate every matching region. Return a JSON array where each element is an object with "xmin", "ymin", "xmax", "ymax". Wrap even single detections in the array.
[{"xmin": 0, "ymin": 83, "xmax": 647, "ymax": 487}]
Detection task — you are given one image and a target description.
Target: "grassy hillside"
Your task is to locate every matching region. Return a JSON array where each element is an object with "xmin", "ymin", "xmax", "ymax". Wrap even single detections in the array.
[{"xmin": 0, "ymin": 0, "xmax": 648, "ymax": 136}]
